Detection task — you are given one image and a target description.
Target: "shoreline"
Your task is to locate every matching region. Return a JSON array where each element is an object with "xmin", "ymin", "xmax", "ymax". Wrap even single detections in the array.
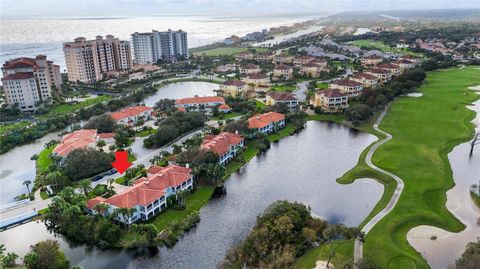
[{"xmin": 406, "ymin": 86, "xmax": 480, "ymax": 268}]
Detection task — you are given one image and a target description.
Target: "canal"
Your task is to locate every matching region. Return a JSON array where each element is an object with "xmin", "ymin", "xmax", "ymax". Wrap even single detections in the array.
[
  {"xmin": 0, "ymin": 81, "xmax": 218, "ymax": 205},
  {"xmin": 1, "ymin": 121, "xmax": 384, "ymax": 268}
]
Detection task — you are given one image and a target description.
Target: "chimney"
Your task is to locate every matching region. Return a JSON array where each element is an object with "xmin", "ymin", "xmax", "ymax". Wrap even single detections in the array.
[
  {"xmin": 186, "ymin": 163, "xmax": 190, "ymax": 169},
  {"xmin": 235, "ymin": 130, "xmax": 239, "ymax": 135}
]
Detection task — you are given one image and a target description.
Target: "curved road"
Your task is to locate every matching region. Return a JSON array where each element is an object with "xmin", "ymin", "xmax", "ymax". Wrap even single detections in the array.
[{"xmin": 353, "ymin": 104, "xmax": 405, "ymax": 267}]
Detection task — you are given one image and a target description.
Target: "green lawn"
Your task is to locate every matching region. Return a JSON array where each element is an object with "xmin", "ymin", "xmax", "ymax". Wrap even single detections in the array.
[
  {"xmin": 270, "ymin": 84, "xmax": 298, "ymax": 92},
  {"xmin": 294, "ymin": 240, "xmax": 354, "ymax": 269},
  {"xmin": 349, "ymin": 39, "xmax": 423, "ymax": 57},
  {"xmin": 0, "ymin": 121, "xmax": 31, "ymax": 135},
  {"xmin": 267, "ymin": 124, "xmax": 296, "ymax": 142},
  {"xmin": 40, "ymin": 95, "xmax": 111, "ymax": 119},
  {"xmin": 135, "ymin": 129, "xmax": 156, "ymax": 137},
  {"xmin": 316, "ymin": 82, "xmax": 329, "ymax": 89},
  {"xmin": 36, "ymin": 146, "xmax": 55, "ymax": 173},
  {"xmin": 339, "ymin": 66, "xmax": 479, "ymax": 268},
  {"xmin": 210, "ymin": 112, "xmax": 244, "ymax": 121},
  {"xmin": 255, "ymin": 100, "xmax": 266, "ymax": 109},
  {"xmin": 148, "ymin": 186, "xmax": 215, "ymax": 231},
  {"xmin": 307, "ymin": 114, "xmax": 344, "ymax": 124},
  {"xmin": 224, "ymin": 143, "xmax": 260, "ymax": 177},
  {"xmin": 192, "ymin": 47, "xmax": 268, "ymax": 56}
]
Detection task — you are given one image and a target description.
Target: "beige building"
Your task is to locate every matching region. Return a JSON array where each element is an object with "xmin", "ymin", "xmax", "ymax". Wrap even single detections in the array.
[
  {"xmin": 255, "ymin": 53, "xmax": 274, "ymax": 61},
  {"xmin": 399, "ymin": 55, "xmax": 422, "ymax": 65},
  {"xmin": 294, "ymin": 55, "xmax": 315, "ymax": 65},
  {"xmin": 311, "ymin": 89, "xmax": 348, "ymax": 112},
  {"xmin": 351, "ymin": 72, "xmax": 379, "ymax": 88},
  {"xmin": 366, "ymin": 68, "xmax": 392, "ymax": 83},
  {"xmin": 330, "ymin": 79, "xmax": 363, "ymax": 96},
  {"xmin": 299, "ymin": 63, "xmax": 325, "ymax": 78},
  {"xmin": 63, "ymin": 35, "xmax": 132, "ymax": 83},
  {"xmin": 274, "ymin": 54, "xmax": 294, "ymax": 64},
  {"xmin": 239, "ymin": 64, "xmax": 261, "ymax": 75},
  {"xmin": 394, "ymin": 59, "xmax": 416, "ymax": 72},
  {"xmin": 1, "ymin": 55, "xmax": 62, "ymax": 111},
  {"xmin": 377, "ymin": 63, "xmax": 401, "ymax": 76},
  {"xmin": 235, "ymin": 51, "xmax": 254, "ymax": 61},
  {"xmin": 220, "ymin": 80, "xmax": 248, "ymax": 97},
  {"xmin": 244, "ymin": 73, "xmax": 269, "ymax": 87},
  {"xmin": 266, "ymin": 92, "xmax": 299, "ymax": 109},
  {"xmin": 273, "ymin": 65, "xmax": 294, "ymax": 80},
  {"xmin": 361, "ymin": 55, "xmax": 383, "ymax": 66}
]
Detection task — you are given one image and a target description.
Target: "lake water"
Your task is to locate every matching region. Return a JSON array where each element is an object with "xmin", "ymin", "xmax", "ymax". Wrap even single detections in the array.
[
  {"xmin": 0, "ymin": 15, "xmax": 320, "ymax": 70},
  {"xmin": 0, "ymin": 121, "xmax": 384, "ymax": 268},
  {"xmin": 0, "ymin": 81, "xmax": 218, "ymax": 205}
]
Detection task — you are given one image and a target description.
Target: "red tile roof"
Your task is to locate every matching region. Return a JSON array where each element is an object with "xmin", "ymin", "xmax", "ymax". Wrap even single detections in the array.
[
  {"xmin": 267, "ymin": 92, "xmax": 298, "ymax": 101},
  {"xmin": 368, "ymin": 68, "xmax": 390, "ymax": 74},
  {"xmin": 201, "ymin": 132, "xmax": 244, "ymax": 156},
  {"xmin": 362, "ymin": 55, "xmax": 383, "ymax": 59},
  {"xmin": 110, "ymin": 106, "xmax": 153, "ymax": 121},
  {"xmin": 223, "ymin": 80, "xmax": 246, "ymax": 86},
  {"xmin": 377, "ymin": 63, "xmax": 400, "ymax": 69},
  {"xmin": 218, "ymin": 104, "xmax": 231, "ymax": 111},
  {"xmin": 318, "ymin": 89, "xmax": 345, "ymax": 98},
  {"xmin": 351, "ymin": 73, "xmax": 378, "ymax": 80},
  {"xmin": 1, "ymin": 72, "xmax": 35, "ymax": 81},
  {"xmin": 247, "ymin": 73, "xmax": 267, "ymax": 79},
  {"xmin": 87, "ymin": 197, "xmax": 107, "ymax": 209},
  {"xmin": 88, "ymin": 165, "xmax": 192, "ymax": 209},
  {"xmin": 2, "ymin": 57, "xmax": 37, "ymax": 69},
  {"xmin": 248, "ymin": 112, "xmax": 285, "ymax": 129},
  {"xmin": 331, "ymin": 79, "xmax": 362, "ymax": 87},
  {"xmin": 241, "ymin": 64, "xmax": 259, "ymax": 69},
  {"xmin": 175, "ymin": 96, "xmax": 225, "ymax": 105},
  {"xmin": 274, "ymin": 64, "xmax": 293, "ymax": 71},
  {"xmin": 98, "ymin": 132, "xmax": 115, "ymax": 139},
  {"xmin": 53, "ymin": 129, "xmax": 97, "ymax": 157},
  {"xmin": 394, "ymin": 59, "xmax": 414, "ymax": 64}
]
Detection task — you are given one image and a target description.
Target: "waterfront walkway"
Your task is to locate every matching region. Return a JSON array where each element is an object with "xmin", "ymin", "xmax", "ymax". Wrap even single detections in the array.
[{"xmin": 353, "ymin": 104, "xmax": 405, "ymax": 267}]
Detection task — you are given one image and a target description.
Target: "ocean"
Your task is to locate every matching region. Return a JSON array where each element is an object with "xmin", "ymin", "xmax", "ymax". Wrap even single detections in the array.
[{"xmin": 0, "ymin": 14, "xmax": 320, "ymax": 70}]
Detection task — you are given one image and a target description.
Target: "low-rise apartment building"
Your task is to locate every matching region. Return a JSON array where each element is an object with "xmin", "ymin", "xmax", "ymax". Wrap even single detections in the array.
[
  {"xmin": 255, "ymin": 53, "xmax": 274, "ymax": 61},
  {"xmin": 294, "ymin": 55, "xmax": 315, "ymax": 65},
  {"xmin": 393, "ymin": 59, "xmax": 416, "ymax": 72},
  {"xmin": 351, "ymin": 72, "xmax": 379, "ymax": 88},
  {"xmin": 361, "ymin": 55, "xmax": 383, "ymax": 66},
  {"xmin": 377, "ymin": 63, "xmax": 401, "ymax": 76},
  {"xmin": 299, "ymin": 63, "xmax": 324, "ymax": 78},
  {"xmin": 220, "ymin": 80, "xmax": 248, "ymax": 97},
  {"xmin": 248, "ymin": 112, "xmax": 286, "ymax": 135},
  {"xmin": 330, "ymin": 79, "xmax": 363, "ymax": 96},
  {"xmin": 175, "ymin": 96, "xmax": 225, "ymax": 112},
  {"xmin": 366, "ymin": 68, "xmax": 392, "ymax": 83},
  {"xmin": 239, "ymin": 64, "xmax": 261, "ymax": 75},
  {"xmin": 216, "ymin": 64, "xmax": 236, "ymax": 73},
  {"xmin": 273, "ymin": 65, "xmax": 293, "ymax": 80},
  {"xmin": 266, "ymin": 92, "xmax": 299, "ymax": 109},
  {"xmin": 399, "ymin": 55, "xmax": 422, "ymax": 65},
  {"xmin": 110, "ymin": 106, "xmax": 153, "ymax": 126},
  {"xmin": 87, "ymin": 165, "xmax": 194, "ymax": 224},
  {"xmin": 1, "ymin": 55, "xmax": 62, "ymax": 111},
  {"xmin": 200, "ymin": 132, "xmax": 244, "ymax": 165},
  {"xmin": 235, "ymin": 51, "xmax": 254, "ymax": 61},
  {"xmin": 244, "ymin": 73, "xmax": 269, "ymax": 87},
  {"xmin": 53, "ymin": 129, "xmax": 98, "ymax": 157},
  {"xmin": 274, "ymin": 54, "xmax": 294, "ymax": 64},
  {"xmin": 311, "ymin": 89, "xmax": 348, "ymax": 112}
]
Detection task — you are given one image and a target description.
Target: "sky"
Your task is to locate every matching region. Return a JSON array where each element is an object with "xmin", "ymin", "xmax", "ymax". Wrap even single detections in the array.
[{"xmin": 1, "ymin": 0, "xmax": 478, "ymax": 17}]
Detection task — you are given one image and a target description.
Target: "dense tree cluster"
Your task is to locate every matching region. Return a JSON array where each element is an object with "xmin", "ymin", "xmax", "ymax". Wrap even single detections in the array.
[
  {"xmin": 455, "ymin": 240, "xmax": 480, "ymax": 269},
  {"xmin": 83, "ymin": 114, "xmax": 116, "ymax": 133},
  {"xmin": 23, "ymin": 240, "xmax": 72, "ymax": 269},
  {"xmin": 220, "ymin": 201, "xmax": 360, "ymax": 269},
  {"xmin": 62, "ymin": 148, "xmax": 113, "ymax": 180},
  {"xmin": 144, "ymin": 112, "xmax": 206, "ymax": 148}
]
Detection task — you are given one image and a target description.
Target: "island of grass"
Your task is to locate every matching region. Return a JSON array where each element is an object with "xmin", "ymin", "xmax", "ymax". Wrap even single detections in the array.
[
  {"xmin": 349, "ymin": 39, "xmax": 423, "ymax": 57},
  {"xmin": 336, "ymin": 66, "xmax": 479, "ymax": 268}
]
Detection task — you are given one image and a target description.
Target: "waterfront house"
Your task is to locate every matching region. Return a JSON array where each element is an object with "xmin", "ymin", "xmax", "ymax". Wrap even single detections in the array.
[
  {"xmin": 360, "ymin": 55, "xmax": 383, "ymax": 66},
  {"xmin": 235, "ymin": 51, "xmax": 254, "ymax": 61},
  {"xmin": 239, "ymin": 64, "xmax": 261, "ymax": 75},
  {"xmin": 265, "ymin": 92, "xmax": 299, "ymax": 110},
  {"xmin": 248, "ymin": 112, "xmax": 286, "ymax": 135},
  {"xmin": 220, "ymin": 80, "xmax": 248, "ymax": 97},
  {"xmin": 87, "ymin": 165, "xmax": 194, "ymax": 224},
  {"xmin": 329, "ymin": 79, "xmax": 363, "ymax": 97},
  {"xmin": 244, "ymin": 73, "xmax": 269, "ymax": 87},
  {"xmin": 273, "ymin": 65, "xmax": 294, "ymax": 80},
  {"xmin": 200, "ymin": 132, "xmax": 244, "ymax": 165},
  {"xmin": 53, "ymin": 129, "xmax": 98, "ymax": 157},
  {"xmin": 175, "ymin": 96, "xmax": 225, "ymax": 112},
  {"xmin": 110, "ymin": 105, "xmax": 153, "ymax": 126},
  {"xmin": 311, "ymin": 89, "xmax": 348, "ymax": 112},
  {"xmin": 376, "ymin": 63, "xmax": 401, "ymax": 76},
  {"xmin": 350, "ymin": 72, "xmax": 379, "ymax": 88},
  {"xmin": 366, "ymin": 68, "xmax": 392, "ymax": 83}
]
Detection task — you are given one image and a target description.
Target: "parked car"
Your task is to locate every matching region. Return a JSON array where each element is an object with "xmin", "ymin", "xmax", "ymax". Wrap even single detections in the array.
[
  {"xmin": 106, "ymin": 169, "xmax": 117, "ymax": 175},
  {"xmin": 92, "ymin": 175, "xmax": 103, "ymax": 181}
]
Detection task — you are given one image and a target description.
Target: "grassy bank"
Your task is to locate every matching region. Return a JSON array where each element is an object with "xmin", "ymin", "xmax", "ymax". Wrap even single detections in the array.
[
  {"xmin": 338, "ymin": 66, "xmax": 479, "ymax": 268},
  {"xmin": 36, "ymin": 146, "xmax": 55, "ymax": 173},
  {"xmin": 40, "ymin": 95, "xmax": 111, "ymax": 119},
  {"xmin": 0, "ymin": 121, "xmax": 31, "ymax": 135},
  {"xmin": 294, "ymin": 240, "xmax": 354, "ymax": 269}
]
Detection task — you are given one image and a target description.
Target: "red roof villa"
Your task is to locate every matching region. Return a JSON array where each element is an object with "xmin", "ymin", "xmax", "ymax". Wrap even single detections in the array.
[
  {"xmin": 175, "ymin": 96, "xmax": 225, "ymax": 112},
  {"xmin": 53, "ymin": 129, "xmax": 98, "ymax": 157},
  {"xmin": 87, "ymin": 165, "xmax": 194, "ymax": 224},
  {"xmin": 109, "ymin": 105, "xmax": 153, "ymax": 126},
  {"xmin": 248, "ymin": 112, "xmax": 286, "ymax": 135},
  {"xmin": 200, "ymin": 132, "xmax": 244, "ymax": 165}
]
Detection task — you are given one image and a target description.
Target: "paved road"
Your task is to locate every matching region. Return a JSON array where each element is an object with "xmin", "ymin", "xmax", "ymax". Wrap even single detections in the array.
[{"xmin": 353, "ymin": 104, "xmax": 405, "ymax": 268}]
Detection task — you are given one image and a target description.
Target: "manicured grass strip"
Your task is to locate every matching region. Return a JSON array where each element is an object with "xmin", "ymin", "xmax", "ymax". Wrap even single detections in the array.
[
  {"xmin": 224, "ymin": 143, "xmax": 260, "ymax": 178},
  {"xmin": 352, "ymin": 66, "xmax": 479, "ymax": 269},
  {"xmin": 0, "ymin": 121, "xmax": 31, "ymax": 135},
  {"xmin": 270, "ymin": 84, "xmax": 298, "ymax": 92},
  {"xmin": 316, "ymin": 82, "xmax": 329, "ymax": 89},
  {"xmin": 36, "ymin": 146, "xmax": 55, "ymax": 173},
  {"xmin": 307, "ymin": 114, "xmax": 344, "ymax": 124},
  {"xmin": 255, "ymin": 100, "xmax": 266, "ymax": 109},
  {"xmin": 267, "ymin": 124, "xmax": 296, "ymax": 142},
  {"xmin": 148, "ymin": 186, "xmax": 215, "ymax": 231},
  {"xmin": 40, "ymin": 95, "xmax": 111, "ymax": 118},
  {"xmin": 293, "ymin": 240, "xmax": 354, "ymax": 269},
  {"xmin": 135, "ymin": 129, "xmax": 156, "ymax": 137},
  {"xmin": 210, "ymin": 112, "xmax": 243, "ymax": 121}
]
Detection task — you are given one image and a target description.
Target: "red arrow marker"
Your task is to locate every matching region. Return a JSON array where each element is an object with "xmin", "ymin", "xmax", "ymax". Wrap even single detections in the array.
[{"xmin": 112, "ymin": 151, "xmax": 132, "ymax": 174}]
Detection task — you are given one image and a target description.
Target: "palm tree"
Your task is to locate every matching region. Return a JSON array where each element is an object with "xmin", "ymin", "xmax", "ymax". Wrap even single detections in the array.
[
  {"xmin": 23, "ymin": 180, "xmax": 32, "ymax": 196},
  {"xmin": 175, "ymin": 189, "xmax": 189, "ymax": 209},
  {"xmin": 94, "ymin": 203, "xmax": 109, "ymax": 217},
  {"xmin": 78, "ymin": 179, "xmax": 92, "ymax": 196},
  {"xmin": 107, "ymin": 178, "xmax": 115, "ymax": 192}
]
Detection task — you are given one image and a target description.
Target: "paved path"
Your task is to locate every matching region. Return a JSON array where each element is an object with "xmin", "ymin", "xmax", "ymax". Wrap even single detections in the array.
[{"xmin": 353, "ymin": 104, "xmax": 405, "ymax": 268}]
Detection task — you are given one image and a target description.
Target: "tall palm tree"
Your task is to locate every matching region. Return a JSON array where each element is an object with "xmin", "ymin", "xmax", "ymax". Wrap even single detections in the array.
[
  {"xmin": 23, "ymin": 180, "xmax": 32, "ymax": 196},
  {"xmin": 78, "ymin": 179, "xmax": 92, "ymax": 196}
]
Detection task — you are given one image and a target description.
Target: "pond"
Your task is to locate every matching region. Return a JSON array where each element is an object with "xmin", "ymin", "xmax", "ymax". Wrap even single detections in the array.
[
  {"xmin": 1, "ymin": 121, "xmax": 384, "ymax": 268},
  {"xmin": 0, "ymin": 81, "xmax": 219, "ymax": 205}
]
